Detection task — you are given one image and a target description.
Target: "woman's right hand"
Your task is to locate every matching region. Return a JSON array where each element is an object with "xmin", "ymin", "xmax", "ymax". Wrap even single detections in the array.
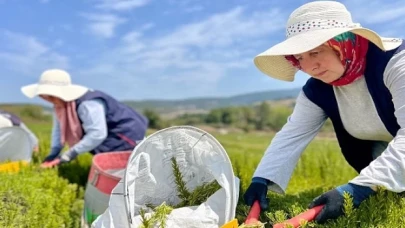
[
  {"xmin": 43, "ymin": 153, "xmax": 59, "ymax": 163},
  {"xmin": 42, "ymin": 147, "xmax": 62, "ymax": 163},
  {"xmin": 243, "ymin": 177, "xmax": 270, "ymax": 210}
]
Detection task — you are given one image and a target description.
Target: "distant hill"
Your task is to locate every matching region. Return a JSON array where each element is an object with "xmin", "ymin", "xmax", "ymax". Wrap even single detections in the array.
[
  {"xmin": 122, "ymin": 88, "xmax": 301, "ymax": 115},
  {"xmin": 0, "ymin": 88, "xmax": 301, "ymax": 119}
]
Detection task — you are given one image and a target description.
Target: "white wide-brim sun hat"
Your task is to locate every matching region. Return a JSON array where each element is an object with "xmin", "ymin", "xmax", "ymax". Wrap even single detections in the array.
[
  {"xmin": 21, "ymin": 69, "xmax": 88, "ymax": 102},
  {"xmin": 0, "ymin": 115, "xmax": 13, "ymax": 128},
  {"xmin": 254, "ymin": 1, "xmax": 403, "ymax": 82}
]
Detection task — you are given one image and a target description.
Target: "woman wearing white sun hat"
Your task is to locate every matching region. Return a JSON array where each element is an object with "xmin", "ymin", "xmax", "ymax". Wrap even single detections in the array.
[
  {"xmin": 243, "ymin": 0, "xmax": 405, "ymax": 224},
  {"xmin": 21, "ymin": 69, "xmax": 149, "ymax": 166}
]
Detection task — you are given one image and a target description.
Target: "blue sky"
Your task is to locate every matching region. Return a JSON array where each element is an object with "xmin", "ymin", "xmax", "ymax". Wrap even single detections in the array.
[{"xmin": 0, "ymin": 0, "xmax": 404, "ymax": 105}]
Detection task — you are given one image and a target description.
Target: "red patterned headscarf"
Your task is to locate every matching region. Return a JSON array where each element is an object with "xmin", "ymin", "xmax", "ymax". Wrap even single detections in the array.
[{"xmin": 285, "ymin": 32, "xmax": 369, "ymax": 86}]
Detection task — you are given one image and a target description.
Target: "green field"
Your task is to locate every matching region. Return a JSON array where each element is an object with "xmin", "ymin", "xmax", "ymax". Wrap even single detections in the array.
[{"xmin": 0, "ymin": 124, "xmax": 404, "ymax": 228}]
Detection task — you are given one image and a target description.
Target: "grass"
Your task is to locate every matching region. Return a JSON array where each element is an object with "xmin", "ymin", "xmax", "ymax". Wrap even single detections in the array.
[
  {"xmin": 211, "ymin": 131, "xmax": 403, "ymax": 227},
  {"xmin": 1, "ymin": 123, "xmax": 403, "ymax": 227}
]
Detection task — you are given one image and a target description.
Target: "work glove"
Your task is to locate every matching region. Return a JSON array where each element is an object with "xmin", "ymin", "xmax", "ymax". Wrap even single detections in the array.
[
  {"xmin": 43, "ymin": 147, "xmax": 62, "ymax": 162},
  {"xmin": 58, "ymin": 149, "xmax": 79, "ymax": 165},
  {"xmin": 308, "ymin": 183, "xmax": 375, "ymax": 224},
  {"xmin": 243, "ymin": 177, "xmax": 270, "ymax": 210}
]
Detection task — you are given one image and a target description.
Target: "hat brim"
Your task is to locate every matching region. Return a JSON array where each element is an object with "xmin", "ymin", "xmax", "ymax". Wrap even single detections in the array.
[
  {"xmin": 0, "ymin": 115, "xmax": 13, "ymax": 128},
  {"xmin": 21, "ymin": 84, "xmax": 88, "ymax": 102},
  {"xmin": 254, "ymin": 27, "xmax": 403, "ymax": 82}
]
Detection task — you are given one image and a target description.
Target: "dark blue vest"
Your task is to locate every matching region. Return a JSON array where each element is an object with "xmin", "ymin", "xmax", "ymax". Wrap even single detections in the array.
[
  {"xmin": 75, "ymin": 90, "xmax": 149, "ymax": 154},
  {"xmin": 303, "ymin": 40, "xmax": 405, "ymax": 173},
  {"xmin": 0, "ymin": 110, "xmax": 22, "ymax": 126}
]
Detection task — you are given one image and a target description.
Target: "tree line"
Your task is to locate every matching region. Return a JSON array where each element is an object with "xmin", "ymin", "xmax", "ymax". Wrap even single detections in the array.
[{"xmin": 143, "ymin": 102, "xmax": 334, "ymax": 133}]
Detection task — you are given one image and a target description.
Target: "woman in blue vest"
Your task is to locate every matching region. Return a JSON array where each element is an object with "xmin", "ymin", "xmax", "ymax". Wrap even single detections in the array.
[
  {"xmin": 243, "ymin": 1, "xmax": 405, "ymax": 224},
  {"xmin": 21, "ymin": 69, "xmax": 149, "ymax": 166}
]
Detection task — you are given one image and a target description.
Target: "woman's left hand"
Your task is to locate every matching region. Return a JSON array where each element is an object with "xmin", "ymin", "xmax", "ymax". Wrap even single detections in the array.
[{"xmin": 308, "ymin": 183, "xmax": 375, "ymax": 224}]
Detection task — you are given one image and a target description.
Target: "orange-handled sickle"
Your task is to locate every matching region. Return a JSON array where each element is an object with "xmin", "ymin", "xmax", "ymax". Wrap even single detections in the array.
[
  {"xmin": 245, "ymin": 200, "xmax": 261, "ymax": 225},
  {"xmin": 272, "ymin": 204, "xmax": 325, "ymax": 228},
  {"xmin": 220, "ymin": 200, "xmax": 262, "ymax": 228}
]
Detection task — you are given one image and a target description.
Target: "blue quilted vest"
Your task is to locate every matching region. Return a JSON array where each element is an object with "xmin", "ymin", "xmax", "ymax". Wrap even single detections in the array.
[
  {"xmin": 303, "ymin": 40, "xmax": 405, "ymax": 173},
  {"xmin": 75, "ymin": 90, "xmax": 149, "ymax": 154}
]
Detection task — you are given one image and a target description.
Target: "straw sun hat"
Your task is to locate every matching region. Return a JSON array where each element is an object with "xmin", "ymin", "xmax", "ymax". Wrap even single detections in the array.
[
  {"xmin": 21, "ymin": 69, "xmax": 88, "ymax": 102},
  {"xmin": 0, "ymin": 115, "xmax": 12, "ymax": 128},
  {"xmin": 254, "ymin": 1, "xmax": 403, "ymax": 81}
]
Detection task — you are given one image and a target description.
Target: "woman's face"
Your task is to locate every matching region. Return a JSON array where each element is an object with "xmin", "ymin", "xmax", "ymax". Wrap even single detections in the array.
[
  {"xmin": 39, "ymin": 95, "xmax": 65, "ymax": 108},
  {"xmin": 294, "ymin": 44, "xmax": 345, "ymax": 83}
]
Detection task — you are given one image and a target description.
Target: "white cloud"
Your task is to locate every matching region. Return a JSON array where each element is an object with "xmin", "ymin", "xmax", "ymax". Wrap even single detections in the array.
[
  {"xmin": 140, "ymin": 23, "xmax": 155, "ymax": 31},
  {"xmin": 0, "ymin": 31, "xmax": 69, "ymax": 76},
  {"xmin": 121, "ymin": 31, "xmax": 143, "ymax": 43},
  {"xmin": 80, "ymin": 6, "xmax": 285, "ymax": 98},
  {"xmin": 365, "ymin": 7, "xmax": 405, "ymax": 24},
  {"xmin": 95, "ymin": 0, "xmax": 151, "ymax": 11},
  {"xmin": 3, "ymin": 31, "xmax": 49, "ymax": 56},
  {"xmin": 337, "ymin": 0, "xmax": 405, "ymax": 38},
  {"xmin": 89, "ymin": 23, "xmax": 117, "ymax": 38},
  {"xmin": 81, "ymin": 13, "xmax": 126, "ymax": 38},
  {"xmin": 154, "ymin": 7, "xmax": 284, "ymax": 48},
  {"xmin": 344, "ymin": 0, "xmax": 405, "ymax": 25}
]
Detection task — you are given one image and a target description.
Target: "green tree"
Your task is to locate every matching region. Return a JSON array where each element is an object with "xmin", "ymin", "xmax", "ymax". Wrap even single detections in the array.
[
  {"xmin": 205, "ymin": 109, "xmax": 222, "ymax": 124},
  {"xmin": 21, "ymin": 105, "xmax": 51, "ymax": 121},
  {"xmin": 268, "ymin": 105, "xmax": 292, "ymax": 131},
  {"xmin": 256, "ymin": 102, "xmax": 271, "ymax": 130},
  {"xmin": 143, "ymin": 109, "xmax": 163, "ymax": 129},
  {"xmin": 221, "ymin": 107, "xmax": 241, "ymax": 125}
]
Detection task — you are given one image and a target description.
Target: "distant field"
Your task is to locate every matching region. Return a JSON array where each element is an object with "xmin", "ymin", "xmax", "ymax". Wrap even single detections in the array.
[{"xmin": 0, "ymin": 124, "xmax": 403, "ymax": 227}]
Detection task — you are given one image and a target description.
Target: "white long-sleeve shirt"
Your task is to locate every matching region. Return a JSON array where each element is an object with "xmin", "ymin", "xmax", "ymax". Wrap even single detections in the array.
[
  {"xmin": 253, "ymin": 49, "xmax": 405, "ymax": 194},
  {"xmin": 50, "ymin": 99, "xmax": 108, "ymax": 154}
]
